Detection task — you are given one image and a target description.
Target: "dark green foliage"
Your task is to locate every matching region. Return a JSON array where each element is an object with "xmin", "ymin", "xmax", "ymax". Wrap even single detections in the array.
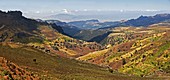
[
  {"xmin": 164, "ymin": 54, "xmax": 168, "ymax": 58},
  {"xmin": 1, "ymin": 70, "xmax": 10, "ymax": 76},
  {"xmin": 50, "ymin": 23, "xmax": 64, "ymax": 34},
  {"xmin": 33, "ymin": 59, "xmax": 36, "ymax": 62},
  {"xmin": 108, "ymin": 68, "xmax": 113, "ymax": 73},
  {"xmin": 155, "ymin": 42, "xmax": 170, "ymax": 57},
  {"xmin": 73, "ymin": 29, "xmax": 108, "ymax": 41},
  {"xmin": 142, "ymin": 55, "xmax": 146, "ymax": 58},
  {"xmin": 12, "ymin": 32, "xmax": 43, "ymax": 43},
  {"xmin": 89, "ymin": 31, "xmax": 112, "ymax": 43},
  {"xmin": 122, "ymin": 58, "xmax": 126, "ymax": 65}
]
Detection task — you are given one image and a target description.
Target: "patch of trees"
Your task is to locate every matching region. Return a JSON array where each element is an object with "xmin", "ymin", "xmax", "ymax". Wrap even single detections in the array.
[
  {"xmin": 31, "ymin": 45, "xmax": 51, "ymax": 53},
  {"xmin": 164, "ymin": 54, "xmax": 168, "ymax": 58}
]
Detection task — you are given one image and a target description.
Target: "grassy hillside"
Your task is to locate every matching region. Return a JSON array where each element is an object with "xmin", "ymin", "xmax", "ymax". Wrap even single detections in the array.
[
  {"xmin": 0, "ymin": 57, "xmax": 38, "ymax": 79},
  {"xmin": 0, "ymin": 43, "xmax": 160, "ymax": 80},
  {"xmin": 0, "ymin": 10, "xmax": 170, "ymax": 79},
  {"xmin": 36, "ymin": 25, "xmax": 103, "ymax": 58},
  {"xmin": 77, "ymin": 25, "xmax": 170, "ymax": 78},
  {"xmin": 0, "ymin": 10, "xmax": 103, "ymax": 58}
]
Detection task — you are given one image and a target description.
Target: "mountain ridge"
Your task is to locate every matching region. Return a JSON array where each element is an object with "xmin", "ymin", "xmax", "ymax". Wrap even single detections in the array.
[{"xmin": 0, "ymin": 10, "xmax": 170, "ymax": 79}]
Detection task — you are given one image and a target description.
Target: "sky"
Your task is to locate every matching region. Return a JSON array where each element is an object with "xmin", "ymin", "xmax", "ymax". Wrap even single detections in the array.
[{"xmin": 0, "ymin": 0, "xmax": 170, "ymax": 21}]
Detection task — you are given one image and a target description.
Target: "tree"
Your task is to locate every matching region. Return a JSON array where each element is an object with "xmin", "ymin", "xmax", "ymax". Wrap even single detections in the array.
[
  {"xmin": 122, "ymin": 58, "xmax": 126, "ymax": 65},
  {"xmin": 108, "ymin": 68, "xmax": 113, "ymax": 73},
  {"xmin": 142, "ymin": 55, "xmax": 146, "ymax": 58},
  {"xmin": 33, "ymin": 59, "xmax": 36, "ymax": 63}
]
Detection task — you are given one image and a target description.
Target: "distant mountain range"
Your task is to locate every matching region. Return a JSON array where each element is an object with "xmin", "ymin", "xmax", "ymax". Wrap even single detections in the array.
[
  {"xmin": 99, "ymin": 14, "xmax": 170, "ymax": 29},
  {"xmin": 0, "ymin": 10, "xmax": 109, "ymax": 79},
  {"xmin": 72, "ymin": 13, "xmax": 170, "ymax": 43},
  {"xmin": 42, "ymin": 13, "xmax": 170, "ymax": 41},
  {"xmin": 1, "ymin": 10, "xmax": 170, "ymax": 79},
  {"xmin": 123, "ymin": 14, "xmax": 170, "ymax": 27},
  {"xmin": 42, "ymin": 10, "xmax": 170, "ymax": 22},
  {"xmin": 68, "ymin": 19, "xmax": 121, "ymax": 30},
  {"xmin": 47, "ymin": 13, "xmax": 170, "ymax": 30},
  {"xmin": 45, "ymin": 20, "xmax": 81, "ymax": 36}
]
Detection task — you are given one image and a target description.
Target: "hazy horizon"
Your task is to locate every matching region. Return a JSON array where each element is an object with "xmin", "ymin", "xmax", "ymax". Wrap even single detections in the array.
[{"xmin": 1, "ymin": 0, "xmax": 170, "ymax": 22}]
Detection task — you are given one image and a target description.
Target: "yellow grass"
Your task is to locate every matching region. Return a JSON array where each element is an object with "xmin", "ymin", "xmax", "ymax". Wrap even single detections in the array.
[
  {"xmin": 59, "ymin": 48, "xmax": 77, "ymax": 56},
  {"xmin": 77, "ymin": 49, "xmax": 109, "ymax": 61}
]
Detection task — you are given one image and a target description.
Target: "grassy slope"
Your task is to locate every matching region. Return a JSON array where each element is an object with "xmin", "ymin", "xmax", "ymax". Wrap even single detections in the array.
[
  {"xmin": 118, "ymin": 31, "xmax": 170, "ymax": 76},
  {"xmin": 0, "ymin": 57, "xmax": 38, "ymax": 79},
  {"xmin": 77, "ymin": 49, "xmax": 109, "ymax": 61},
  {"xmin": 77, "ymin": 27, "xmax": 170, "ymax": 79},
  {"xmin": 37, "ymin": 25, "xmax": 102, "ymax": 57},
  {"xmin": 0, "ymin": 43, "xmax": 158, "ymax": 80}
]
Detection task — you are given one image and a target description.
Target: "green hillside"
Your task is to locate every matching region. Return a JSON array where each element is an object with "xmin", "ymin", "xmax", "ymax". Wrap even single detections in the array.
[
  {"xmin": 77, "ymin": 26, "xmax": 170, "ymax": 78},
  {"xmin": 0, "ymin": 43, "xmax": 160, "ymax": 80}
]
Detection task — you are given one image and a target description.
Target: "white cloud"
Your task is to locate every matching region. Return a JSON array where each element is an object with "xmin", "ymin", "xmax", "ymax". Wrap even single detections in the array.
[
  {"xmin": 83, "ymin": 9, "xmax": 88, "ymax": 11},
  {"xmin": 35, "ymin": 11, "xmax": 40, "ymax": 13},
  {"xmin": 145, "ymin": 9, "xmax": 159, "ymax": 12},
  {"xmin": 51, "ymin": 10, "xmax": 54, "ymax": 13},
  {"xmin": 62, "ymin": 9, "xmax": 69, "ymax": 13},
  {"xmin": 120, "ymin": 10, "xmax": 124, "ymax": 12}
]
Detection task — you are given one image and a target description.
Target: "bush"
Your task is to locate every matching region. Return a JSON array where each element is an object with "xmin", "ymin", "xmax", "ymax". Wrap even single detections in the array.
[
  {"xmin": 108, "ymin": 68, "xmax": 113, "ymax": 73},
  {"xmin": 122, "ymin": 58, "xmax": 126, "ymax": 65},
  {"xmin": 1, "ymin": 70, "xmax": 10, "ymax": 76}
]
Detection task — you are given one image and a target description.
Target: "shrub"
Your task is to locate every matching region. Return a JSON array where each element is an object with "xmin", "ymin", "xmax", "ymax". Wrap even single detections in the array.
[
  {"xmin": 108, "ymin": 68, "xmax": 113, "ymax": 73},
  {"xmin": 122, "ymin": 58, "xmax": 126, "ymax": 65},
  {"xmin": 1, "ymin": 70, "xmax": 10, "ymax": 76},
  {"xmin": 33, "ymin": 59, "xmax": 36, "ymax": 63},
  {"xmin": 164, "ymin": 54, "xmax": 168, "ymax": 58}
]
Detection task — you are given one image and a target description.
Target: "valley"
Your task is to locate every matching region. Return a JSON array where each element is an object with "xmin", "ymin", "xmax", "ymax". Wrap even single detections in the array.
[
  {"xmin": 0, "ymin": 10, "xmax": 170, "ymax": 80},
  {"xmin": 76, "ymin": 26, "xmax": 170, "ymax": 77}
]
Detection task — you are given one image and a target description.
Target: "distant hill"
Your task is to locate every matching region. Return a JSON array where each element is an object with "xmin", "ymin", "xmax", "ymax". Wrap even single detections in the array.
[
  {"xmin": 45, "ymin": 13, "xmax": 170, "ymax": 40},
  {"xmin": 0, "ymin": 10, "xmax": 149, "ymax": 80},
  {"xmin": 73, "ymin": 29, "xmax": 109, "ymax": 41},
  {"xmin": 47, "ymin": 13, "xmax": 76, "ymax": 21},
  {"xmin": 0, "ymin": 10, "xmax": 170, "ymax": 79},
  {"xmin": 88, "ymin": 31, "xmax": 113, "ymax": 44},
  {"xmin": 73, "ymin": 14, "xmax": 170, "ymax": 43},
  {"xmin": 46, "ymin": 20, "xmax": 80, "ymax": 36},
  {"xmin": 45, "ymin": 19, "xmax": 121, "ymax": 38},
  {"xmin": 68, "ymin": 19, "xmax": 121, "ymax": 30},
  {"xmin": 102, "ymin": 13, "xmax": 170, "ymax": 29},
  {"xmin": 124, "ymin": 14, "xmax": 170, "ymax": 27}
]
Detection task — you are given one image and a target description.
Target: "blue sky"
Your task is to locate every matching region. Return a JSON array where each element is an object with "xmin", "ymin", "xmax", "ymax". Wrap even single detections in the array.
[
  {"xmin": 1, "ymin": 0, "xmax": 170, "ymax": 12},
  {"xmin": 1, "ymin": 0, "xmax": 170, "ymax": 21}
]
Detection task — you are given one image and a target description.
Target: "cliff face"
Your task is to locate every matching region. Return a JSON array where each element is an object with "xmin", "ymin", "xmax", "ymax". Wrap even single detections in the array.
[{"xmin": 0, "ymin": 10, "xmax": 64, "ymax": 33}]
